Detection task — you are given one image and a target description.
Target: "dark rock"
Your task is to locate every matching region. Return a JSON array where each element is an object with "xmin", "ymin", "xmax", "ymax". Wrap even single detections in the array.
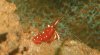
[{"xmin": 0, "ymin": 33, "xmax": 8, "ymax": 43}]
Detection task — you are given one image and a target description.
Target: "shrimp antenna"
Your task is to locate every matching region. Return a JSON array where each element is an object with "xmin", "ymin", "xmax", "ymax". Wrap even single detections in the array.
[{"xmin": 51, "ymin": 17, "xmax": 63, "ymax": 27}]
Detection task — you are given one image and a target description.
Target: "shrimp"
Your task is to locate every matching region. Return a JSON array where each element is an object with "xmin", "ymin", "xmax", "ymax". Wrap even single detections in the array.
[{"xmin": 32, "ymin": 18, "xmax": 62, "ymax": 44}]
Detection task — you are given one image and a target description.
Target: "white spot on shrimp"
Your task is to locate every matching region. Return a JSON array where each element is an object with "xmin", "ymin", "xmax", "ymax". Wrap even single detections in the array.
[
  {"xmin": 42, "ymin": 32, "xmax": 44, "ymax": 33},
  {"xmin": 48, "ymin": 25, "xmax": 50, "ymax": 27},
  {"xmin": 46, "ymin": 36, "xmax": 48, "ymax": 37},
  {"xmin": 33, "ymin": 39, "xmax": 35, "ymax": 40}
]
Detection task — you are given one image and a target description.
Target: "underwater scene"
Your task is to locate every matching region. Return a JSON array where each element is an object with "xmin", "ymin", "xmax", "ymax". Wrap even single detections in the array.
[{"xmin": 0, "ymin": 0, "xmax": 100, "ymax": 55}]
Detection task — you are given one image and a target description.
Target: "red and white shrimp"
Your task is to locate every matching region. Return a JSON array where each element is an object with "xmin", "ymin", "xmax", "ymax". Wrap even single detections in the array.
[{"xmin": 32, "ymin": 18, "xmax": 62, "ymax": 44}]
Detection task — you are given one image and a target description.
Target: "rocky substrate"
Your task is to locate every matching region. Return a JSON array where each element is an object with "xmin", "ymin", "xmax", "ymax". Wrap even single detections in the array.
[{"xmin": 0, "ymin": 0, "xmax": 100, "ymax": 55}]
